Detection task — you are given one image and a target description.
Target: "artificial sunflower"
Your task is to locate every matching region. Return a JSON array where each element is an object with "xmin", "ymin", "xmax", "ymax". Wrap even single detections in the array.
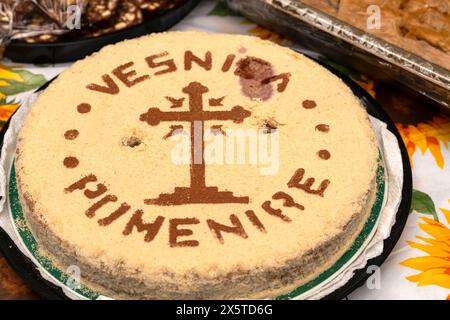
[
  {"xmin": 242, "ymin": 20, "xmax": 285, "ymax": 43},
  {"xmin": 0, "ymin": 100, "xmax": 19, "ymax": 123},
  {"xmin": 396, "ymin": 116, "xmax": 450, "ymax": 169},
  {"xmin": 401, "ymin": 208, "xmax": 450, "ymax": 300},
  {"xmin": 0, "ymin": 64, "xmax": 24, "ymax": 100}
]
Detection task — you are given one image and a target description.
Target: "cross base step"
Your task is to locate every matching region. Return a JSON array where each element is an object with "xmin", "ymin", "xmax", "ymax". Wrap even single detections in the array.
[{"xmin": 144, "ymin": 187, "xmax": 249, "ymax": 206}]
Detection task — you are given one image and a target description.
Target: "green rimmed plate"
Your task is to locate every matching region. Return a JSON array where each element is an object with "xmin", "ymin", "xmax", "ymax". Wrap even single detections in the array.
[{"xmin": 4, "ymin": 154, "xmax": 386, "ymax": 300}]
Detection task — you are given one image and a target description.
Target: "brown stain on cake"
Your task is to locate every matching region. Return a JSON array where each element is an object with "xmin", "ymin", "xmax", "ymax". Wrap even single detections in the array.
[
  {"xmin": 77, "ymin": 103, "xmax": 91, "ymax": 114},
  {"xmin": 234, "ymin": 56, "xmax": 274, "ymax": 101},
  {"xmin": 315, "ymin": 124, "xmax": 329, "ymax": 132},
  {"xmin": 302, "ymin": 100, "xmax": 317, "ymax": 109},
  {"xmin": 63, "ymin": 156, "xmax": 79, "ymax": 168},
  {"xmin": 318, "ymin": 150, "xmax": 331, "ymax": 160},
  {"xmin": 64, "ymin": 129, "xmax": 79, "ymax": 140}
]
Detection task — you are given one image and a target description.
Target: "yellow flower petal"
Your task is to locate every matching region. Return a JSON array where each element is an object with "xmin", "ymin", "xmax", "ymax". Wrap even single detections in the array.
[
  {"xmin": 417, "ymin": 123, "xmax": 440, "ymax": 138},
  {"xmin": 440, "ymin": 207, "xmax": 450, "ymax": 225},
  {"xmin": 401, "ymin": 256, "xmax": 450, "ymax": 271},
  {"xmin": 246, "ymin": 25, "xmax": 284, "ymax": 43},
  {"xmin": 0, "ymin": 68, "xmax": 23, "ymax": 83},
  {"xmin": 419, "ymin": 217, "xmax": 450, "ymax": 241},
  {"xmin": 395, "ymin": 119, "xmax": 450, "ymax": 170},
  {"xmin": 416, "ymin": 236, "xmax": 450, "ymax": 252},
  {"xmin": 406, "ymin": 141, "xmax": 416, "ymax": 167},
  {"xmin": 417, "ymin": 275, "xmax": 450, "ymax": 288},
  {"xmin": 407, "ymin": 240, "xmax": 450, "ymax": 258},
  {"xmin": 355, "ymin": 79, "xmax": 376, "ymax": 98},
  {"xmin": 431, "ymin": 120, "xmax": 450, "ymax": 149},
  {"xmin": 407, "ymin": 268, "xmax": 446, "ymax": 281},
  {"xmin": 0, "ymin": 80, "xmax": 9, "ymax": 86},
  {"xmin": 426, "ymin": 137, "xmax": 445, "ymax": 169},
  {"xmin": 407, "ymin": 269, "xmax": 450, "ymax": 289},
  {"xmin": 0, "ymin": 103, "xmax": 19, "ymax": 122},
  {"xmin": 408, "ymin": 125, "xmax": 427, "ymax": 154},
  {"xmin": 395, "ymin": 124, "xmax": 408, "ymax": 143}
]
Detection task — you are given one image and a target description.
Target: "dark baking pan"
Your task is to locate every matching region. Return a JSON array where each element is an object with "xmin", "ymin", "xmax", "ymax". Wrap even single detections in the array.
[
  {"xmin": 4, "ymin": 0, "xmax": 200, "ymax": 64},
  {"xmin": 227, "ymin": 0, "xmax": 450, "ymax": 111}
]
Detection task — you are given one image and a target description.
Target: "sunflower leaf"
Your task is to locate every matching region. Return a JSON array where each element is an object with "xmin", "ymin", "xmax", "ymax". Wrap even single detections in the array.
[
  {"xmin": 411, "ymin": 189, "xmax": 438, "ymax": 221},
  {"xmin": 0, "ymin": 69, "xmax": 46, "ymax": 96}
]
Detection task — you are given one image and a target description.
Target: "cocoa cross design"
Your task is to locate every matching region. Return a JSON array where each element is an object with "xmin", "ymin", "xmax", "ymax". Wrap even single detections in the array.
[{"xmin": 140, "ymin": 81, "xmax": 251, "ymax": 205}]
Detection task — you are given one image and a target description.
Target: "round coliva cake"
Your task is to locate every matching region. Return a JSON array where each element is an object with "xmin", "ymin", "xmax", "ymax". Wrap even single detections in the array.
[{"xmin": 15, "ymin": 32, "xmax": 378, "ymax": 299}]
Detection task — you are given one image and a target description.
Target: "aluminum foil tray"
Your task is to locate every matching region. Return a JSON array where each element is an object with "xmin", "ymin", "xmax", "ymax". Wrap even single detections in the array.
[{"xmin": 227, "ymin": 0, "xmax": 450, "ymax": 110}]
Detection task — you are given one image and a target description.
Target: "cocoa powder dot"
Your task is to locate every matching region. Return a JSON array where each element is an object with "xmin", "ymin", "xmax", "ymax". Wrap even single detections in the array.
[
  {"xmin": 64, "ymin": 129, "xmax": 79, "ymax": 140},
  {"xmin": 315, "ymin": 124, "xmax": 329, "ymax": 132},
  {"xmin": 318, "ymin": 150, "xmax": 331, "ymax": 160},
  {"xmin": 302, "ymin": 100, "xmax": 317, "ymax": 109},
  {"xmin": 63, "ymin": 156, "xmax": 79, "ymax": 168},
  {"xmin": 77, "ymin": 103, "xmax": 91, "ymax": 114}
]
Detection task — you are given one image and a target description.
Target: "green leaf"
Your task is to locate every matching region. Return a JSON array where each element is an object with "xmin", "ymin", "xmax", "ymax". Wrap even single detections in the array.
[
  {"xmin": 0, "ymin": 97, "xmax": 18, "ymax": 105},
  {"xmin": 208, "ymin": 1, "xmax": 240, "ymax": 17},
  {"xmin": 0, "ymin": 69, "xmax": 47, "ymax": 96},
  {"xmin": 411, "ymin": 189, "xmax": 439, "ymax": 221}
]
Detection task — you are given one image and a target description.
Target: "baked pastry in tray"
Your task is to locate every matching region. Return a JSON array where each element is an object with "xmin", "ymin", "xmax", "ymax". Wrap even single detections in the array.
[{"xmin": 301, "ymin": 0, "xmax": 450, "ymax": 70}]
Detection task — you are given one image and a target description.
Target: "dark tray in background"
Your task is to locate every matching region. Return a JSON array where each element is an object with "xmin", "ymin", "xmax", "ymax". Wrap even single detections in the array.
[
  {"xmin": 4, "ymin": 0, "xmax": 200, "ymax": 64},
  {"xmin": 227, "ymin": 0, "xmax": 450, "ymax": 111}
]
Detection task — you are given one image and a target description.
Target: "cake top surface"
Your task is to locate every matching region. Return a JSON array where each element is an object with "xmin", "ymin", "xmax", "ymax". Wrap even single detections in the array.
[{"xmin": 16, "ymin": 31, "xmax": 378, "ymax": 276}]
